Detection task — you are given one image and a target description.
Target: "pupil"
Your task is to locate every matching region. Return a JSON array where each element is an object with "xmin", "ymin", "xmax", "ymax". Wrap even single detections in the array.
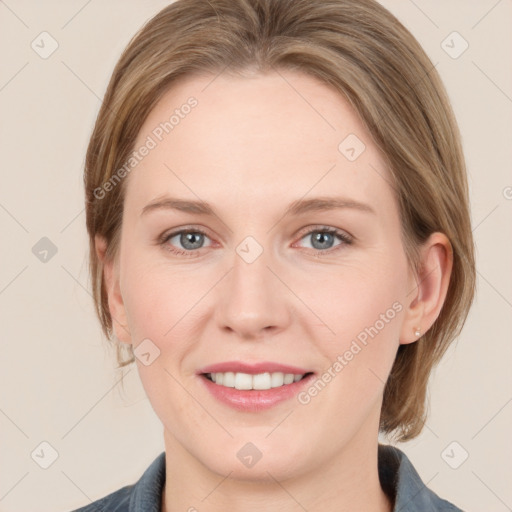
[
  {"xmin": 182, "ymin": 232, "xmax": 203, "ymax": 249},
  {"xmin": 312, "ymin": 231, "xmax": 332, "ymax": 250}
]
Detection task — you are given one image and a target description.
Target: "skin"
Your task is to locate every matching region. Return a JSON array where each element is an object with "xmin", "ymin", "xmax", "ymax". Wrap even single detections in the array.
[{"xmin": 96, "ymin": 70, "xmax": 452, "ymax": 512}]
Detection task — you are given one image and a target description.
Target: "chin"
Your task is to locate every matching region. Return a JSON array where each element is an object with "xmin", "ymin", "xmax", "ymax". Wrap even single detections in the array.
[
  {"xmin": 209, "ymin": 456, "xmax": 302, "ymax": 483},
  {"xmin": 195, "ymin": 437, "xmax": 310, "ymax": 483}
]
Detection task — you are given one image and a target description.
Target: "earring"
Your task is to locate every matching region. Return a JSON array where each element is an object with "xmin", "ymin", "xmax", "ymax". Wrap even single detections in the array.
[{"xmin": 414, "ymin": 327, "xmax": 421, "ymax": 338}]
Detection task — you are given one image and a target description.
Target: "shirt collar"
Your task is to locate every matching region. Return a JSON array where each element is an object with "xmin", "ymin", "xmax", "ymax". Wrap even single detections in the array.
[
  {"xmin": 378, "ymin": 443, "xmax": 458, "ymax": 511},
  {"xmin": 129, "ymin": 452, "xmax": 166, "ymax": 512}
]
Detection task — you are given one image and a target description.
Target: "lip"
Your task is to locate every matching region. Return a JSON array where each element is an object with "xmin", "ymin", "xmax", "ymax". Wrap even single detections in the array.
[
  {"xmin": 197, "ymin": 361, "xmax": 311, "ymax": 375},
  {"xmin": 196, "ymin": 361, "xmax": 315, "ymax": 412}
]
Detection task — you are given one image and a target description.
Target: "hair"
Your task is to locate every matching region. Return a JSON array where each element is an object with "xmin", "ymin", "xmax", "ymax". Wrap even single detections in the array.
[{"xmin": 84, "ymin": 0, "xmax": 475, "ymax": 441}]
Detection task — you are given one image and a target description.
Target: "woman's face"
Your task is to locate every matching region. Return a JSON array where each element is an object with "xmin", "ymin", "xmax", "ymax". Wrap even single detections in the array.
[{"xmin": 106, "ymin": 70, "xmax": 419, "ymax": 480}]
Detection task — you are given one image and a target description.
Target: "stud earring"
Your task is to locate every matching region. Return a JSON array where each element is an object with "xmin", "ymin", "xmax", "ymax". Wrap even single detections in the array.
[{"xmin": 414, "ymin": 327, "xmax": 421, "ymax": 337}]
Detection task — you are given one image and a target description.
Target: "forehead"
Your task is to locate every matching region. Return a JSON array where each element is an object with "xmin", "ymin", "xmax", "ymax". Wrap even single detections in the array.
[{"xmin": 126, "ymin": 70, "xmax": 394, "ymax": 213}]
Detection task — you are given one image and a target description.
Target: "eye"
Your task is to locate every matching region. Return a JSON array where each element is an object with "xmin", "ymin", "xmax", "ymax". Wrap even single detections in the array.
[
  {"xmin": 295, "ymin": 226, "xmax": 353, "ymax": 253},
  {"xmin": 160, "ymin": 228, "xmax": 213, "ymax": 256},
  {"xmin": 158, "ymin": 225, "xmax": 353, "ymax": 257}
]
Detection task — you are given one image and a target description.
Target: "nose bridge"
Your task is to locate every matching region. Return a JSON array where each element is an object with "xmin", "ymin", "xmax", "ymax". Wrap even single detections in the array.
[{"xmin": 214, "ymin": 239, "xmax": 290, "ymax": 337}]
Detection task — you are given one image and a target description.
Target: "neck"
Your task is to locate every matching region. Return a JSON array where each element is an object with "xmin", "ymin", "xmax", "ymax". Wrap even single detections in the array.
[{"xmin": 161, "ymin": 427, "xmax": 394, "ymax": 512}]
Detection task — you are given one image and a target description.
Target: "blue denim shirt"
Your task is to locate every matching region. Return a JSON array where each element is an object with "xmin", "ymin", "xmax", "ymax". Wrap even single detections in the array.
[{"xmin": 69, "ymin": 444, "xmax": 463, "ymax": 511}]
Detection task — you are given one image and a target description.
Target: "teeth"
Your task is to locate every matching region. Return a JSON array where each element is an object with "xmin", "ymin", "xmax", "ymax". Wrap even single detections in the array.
[
  {"xmin": 283, "ymin": 373, "xmax": 294, "ymax": 385},
  {"xmin": 208, "ymin": 372, "xmax": 305, "ymax": 390}
]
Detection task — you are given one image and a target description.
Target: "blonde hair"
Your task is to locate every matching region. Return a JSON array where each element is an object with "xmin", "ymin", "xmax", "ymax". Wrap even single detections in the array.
[{"xmin": 84, "ymin": 0, "xmax": 476, "ymax": 441}]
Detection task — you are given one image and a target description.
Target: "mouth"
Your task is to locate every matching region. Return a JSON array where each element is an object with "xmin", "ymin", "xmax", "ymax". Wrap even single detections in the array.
[
  {"xmin": 202, "ymin": 371, "xmax": 313, "ymax": 390},
  {"xmin": 197, "ymin": 361, "xmax": 316, "ymax": 411}
]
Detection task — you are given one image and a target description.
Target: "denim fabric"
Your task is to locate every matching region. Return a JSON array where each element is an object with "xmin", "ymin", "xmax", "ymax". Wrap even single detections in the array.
[
  {"xmin": 69, "ymin": 445, "xmax": 463, "ymax": 511},
  {"xmin": 378, "ymin": 444, "xmax": 464, "ymax": 511}
]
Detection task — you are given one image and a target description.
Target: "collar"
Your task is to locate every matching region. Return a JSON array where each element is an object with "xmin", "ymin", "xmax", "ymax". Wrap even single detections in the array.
[{"xmin": 378, "ymin": 444, "xmax": 462, "ymax": 511}]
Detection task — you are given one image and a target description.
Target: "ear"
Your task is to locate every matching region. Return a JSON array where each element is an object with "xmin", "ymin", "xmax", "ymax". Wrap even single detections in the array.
[
  {"xmin": 95, "ymin": 235, "xmax": 132, "ymax": 345},
  {"xmin": 400, "ymin": 232, "xmax": 453, "ymax": 345}
]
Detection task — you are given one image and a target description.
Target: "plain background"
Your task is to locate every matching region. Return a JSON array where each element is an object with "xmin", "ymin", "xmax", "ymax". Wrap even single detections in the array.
[{"xmin": 0, "ymin": 1, "xmax": 511, "ymax": 511}]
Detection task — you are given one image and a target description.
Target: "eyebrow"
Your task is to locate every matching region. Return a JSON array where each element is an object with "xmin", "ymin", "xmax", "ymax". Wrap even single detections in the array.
[{"xmin": 141, "ymin": 195, "xmax": 376, "ymax": 217}]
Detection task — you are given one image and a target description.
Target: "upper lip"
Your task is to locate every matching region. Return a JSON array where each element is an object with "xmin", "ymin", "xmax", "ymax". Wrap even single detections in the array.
[{"xmin": 197, "ymin": 361, "xmax": 313, "ymax": 375}]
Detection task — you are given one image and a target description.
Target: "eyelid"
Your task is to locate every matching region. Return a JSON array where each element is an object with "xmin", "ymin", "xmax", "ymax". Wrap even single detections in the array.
[
  {"xmin": 158, "ymin": 225, "xmax": 213, "ymax": 243},
  {"xmin": 294, "ymin": 224, "xmax": 353, "ymax": 242}
]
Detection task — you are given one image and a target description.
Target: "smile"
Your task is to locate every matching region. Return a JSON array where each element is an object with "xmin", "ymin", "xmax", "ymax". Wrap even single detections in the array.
[
  {"xmin": 197, "ymin": 362, "xmax": 316, "ymax": 411},
  {"xmin": 204, "ymin": 371, "xmax": 310, "ymax": 390}
]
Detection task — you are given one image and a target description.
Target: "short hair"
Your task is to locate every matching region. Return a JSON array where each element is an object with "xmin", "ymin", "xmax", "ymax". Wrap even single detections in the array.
[{"xmin": 84, "ymin": 0, "xmax": 476, "ymax": 441}]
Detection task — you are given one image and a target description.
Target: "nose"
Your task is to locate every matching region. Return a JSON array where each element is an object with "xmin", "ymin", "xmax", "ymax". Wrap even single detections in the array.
[{"xmin": 214, "ymin": 246, "xmax": 292, "ymax": 340}]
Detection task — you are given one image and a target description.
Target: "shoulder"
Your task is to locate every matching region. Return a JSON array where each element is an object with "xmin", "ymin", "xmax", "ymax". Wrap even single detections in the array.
[
  {"xmin": 66, "ymin": 452, "xmax": 166, "ymax": 512},
  {"xmin": 378, "ymin": 444, "xmax": 465, "ymax": 512}
]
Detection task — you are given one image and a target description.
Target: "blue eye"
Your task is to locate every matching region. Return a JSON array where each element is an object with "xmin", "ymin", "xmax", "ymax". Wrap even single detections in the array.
[
  {"xmin": 158, "ymin": 225, "xmax": 352, "ymax": 257},
  {"xmin": 296, "ymin": 227, "xmax": 353, "ymax": 252},
  {"xmin": 161, "ymin": 228, "xmax": 212, "ymax": 256}
]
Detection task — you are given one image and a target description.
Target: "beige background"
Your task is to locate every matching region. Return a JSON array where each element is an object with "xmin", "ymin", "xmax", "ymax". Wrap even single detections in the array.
[{"xmin": 0, "ymin": 1, "xmax": 511, "ymax": 511}]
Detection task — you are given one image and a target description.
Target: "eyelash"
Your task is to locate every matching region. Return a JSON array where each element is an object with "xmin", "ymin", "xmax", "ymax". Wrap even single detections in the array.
[{"xmin": 158, "ymin": 225, "xmax": 353, "ymax": 258}]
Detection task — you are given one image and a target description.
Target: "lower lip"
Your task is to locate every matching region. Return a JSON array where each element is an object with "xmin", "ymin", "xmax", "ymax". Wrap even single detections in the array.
[{"xmin": 199, "ymin": 374, "xmax": 315, "ymax": 412}]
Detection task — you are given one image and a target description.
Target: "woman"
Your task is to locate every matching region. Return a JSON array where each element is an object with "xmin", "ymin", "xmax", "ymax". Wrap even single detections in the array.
[{"xmin": 74, "ymin": 0, "xmax": 475, "ymax": 510}]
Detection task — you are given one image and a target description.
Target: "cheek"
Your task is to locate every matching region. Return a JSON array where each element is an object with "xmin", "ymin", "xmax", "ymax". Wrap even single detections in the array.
[
  {"xmin": 300, "ymin": 257, "xmax": 406, "ymax": 386},
  {"xmin": 119, "ymin": 229, "xmax": 204, "ymax": 338},
  {"xmin": 119, "ymin": 264, "xmax": 204, "ymax": 419},
  {"xmin": 306, "ymin": 262, "xmax": 405, "ymax": 338},
  {"xmin": 123, "ymin": 269, "xmax": 190, "ymax": 342}
]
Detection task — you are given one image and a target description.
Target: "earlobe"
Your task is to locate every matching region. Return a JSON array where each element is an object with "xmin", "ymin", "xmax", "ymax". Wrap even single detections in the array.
[
  {"xmin": 400, "ymin": 233, "xmax": 453, "ymax": 345},
  {"xmin": 94, "ymin": 235, "xmax": 132, "ymax": 345},
  {"xmin": 95, "ymin": 234, "xmax": 108, "ymax": 263}
]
